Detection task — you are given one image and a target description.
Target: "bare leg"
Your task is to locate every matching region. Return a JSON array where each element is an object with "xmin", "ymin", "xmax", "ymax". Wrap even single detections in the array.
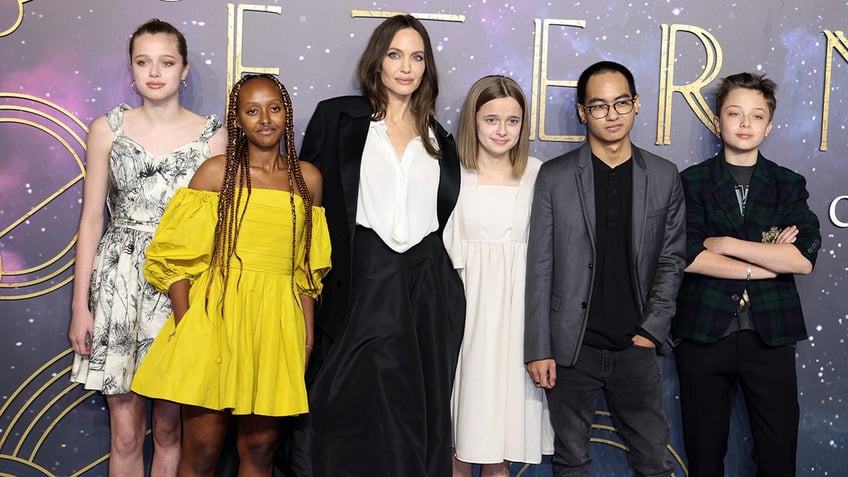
[
  {"xmin": 236, "ymin": 414, "xmax": 282, "ymax": 477},
  {"xmin": 105, "ymin": 393, "xmax": 147, "ymax": 477},
  {"xmin": 480, "ymin": 461, "xmax": 510, "ymax": 477},
  {"xmin": 452, "ymin": 453, "xmax": 473, "ymax": 477},
  {"xmin": 453, "ymin": 454, "xmax": 510, "ymax": 477},
  {"xmin": 179, "ymin": 405, "xmax": 230, "ymax": 477},
  {"xmin": 150, "ymin": 398, "xmax": 181, "ymax": 476}
]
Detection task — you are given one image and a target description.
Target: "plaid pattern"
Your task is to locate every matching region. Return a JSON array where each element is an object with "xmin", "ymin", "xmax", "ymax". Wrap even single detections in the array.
[{"xmin": 673, "ymin": 152, "xmax": 821, "ymax": 346}]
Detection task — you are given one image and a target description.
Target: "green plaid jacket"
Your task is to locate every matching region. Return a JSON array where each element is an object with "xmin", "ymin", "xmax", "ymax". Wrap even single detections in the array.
[{"xmin": 673, "ymin": 151, "xmax": 821, "ymax": 346}]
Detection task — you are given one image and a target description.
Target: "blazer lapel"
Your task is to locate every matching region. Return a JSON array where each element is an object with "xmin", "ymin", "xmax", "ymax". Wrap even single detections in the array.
[
  {"xmin": 631, "ymin": 146, "xmax": 649, "ymax": 261},
  {"xmin": 575, "ymin": 144, "xmax": 597, "ymax": 250},
  {"xmin": 434, "ymin": 122, "xmax": 460, "ymax": 233},
  {"xmin": 709, "ymin": 153, "xmax": 746, "ymax": 235},
  {"xmin": 742, "ymin": 154, "xmax": 777, "ymax": 240},
  {"xmin": 338, "ymin": 108, "xmax": 371, "ymax": 238}
]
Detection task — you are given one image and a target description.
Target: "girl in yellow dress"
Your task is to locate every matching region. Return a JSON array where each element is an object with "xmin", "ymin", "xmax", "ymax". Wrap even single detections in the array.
[{"xmin": 131, "ymin": 74, "xmax": 331, "ymax": 476}]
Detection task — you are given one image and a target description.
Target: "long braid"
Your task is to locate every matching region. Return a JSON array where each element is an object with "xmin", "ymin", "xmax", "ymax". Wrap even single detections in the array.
[
  {"xmin": 206, "ymin": 75, "xmax": 254, "ymax": 310},
  {"xmin": 207, "ymin": 74, "xmax": 316, "ymax": 311},
  {"xmin": 262, "ymin": 75, "xmax": 317, "ymax": 293}
]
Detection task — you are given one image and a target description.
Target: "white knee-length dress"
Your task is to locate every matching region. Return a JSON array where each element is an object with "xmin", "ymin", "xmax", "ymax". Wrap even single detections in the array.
[{"xmin": 444, "ymin": 157, "xmax": 555, "ymax": 464}]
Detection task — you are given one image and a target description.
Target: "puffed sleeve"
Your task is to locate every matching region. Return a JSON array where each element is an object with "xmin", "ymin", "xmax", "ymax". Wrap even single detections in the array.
[
  {"xmin": 144, "ymin": 188, "xmax": 218, "ymax": 293},
  {"xmin": 294, "ymin": 205, "xmax": 332, "ymax": 298}
]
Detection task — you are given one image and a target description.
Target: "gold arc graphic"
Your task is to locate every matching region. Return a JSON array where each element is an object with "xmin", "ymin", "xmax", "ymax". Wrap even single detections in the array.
[
  {"xmin": 29, "ymin": 389, "xmax": 97, "ymax": 461},
  {"xmin": 15, "ymin": 379, "xmax": 78, "ymax": 456},
  {"xmin": 0, "ymin": 0, "xmax": 30, "ymax": 37},
  {"xmin": 0, "ymin": 348, "xmax": 107, "ymax": 475},
  {"xmin": 0, "ymin": 349, "xmax": 72, "ymax": 447},
  {"xmin": 0, "ymin": 116, "xmax": 84, "ymax": 257},
  {"xmin": 0, "ymin": 93, "xmax": 87, "ymax": 300},
  {"xmin": 0, "ymin": 456, "xmax": 52, "ymax": 476}
]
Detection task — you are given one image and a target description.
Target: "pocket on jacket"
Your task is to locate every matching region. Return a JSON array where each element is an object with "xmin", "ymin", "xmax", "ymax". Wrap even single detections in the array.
[
  {"xmin": 647, "ymin": 206, "xmax": 668, "ymax": 218},
  {"xmin": 550, "ymin": 293, "xmax": 562, "ymax": 312}
]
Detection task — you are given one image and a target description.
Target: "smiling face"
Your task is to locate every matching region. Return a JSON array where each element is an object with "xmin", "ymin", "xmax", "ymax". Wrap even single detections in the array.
[
  {"xmin": 130, "ymin": 32, "xmax": 188, "ymax": 101},
  {"xmin": 578, "ymin": 71, "xmax": 639, "ymax": 148},
  {"xmin": 714, "ymin": 87, "xmax": 774, "ymax": 159},
  {"xmin": 237, "ymin": 77, "xmax": 286, "ymax": 151},
  {"xmin": 475, "ymin": 96, "xmax": 523, "ymax": 161},
  {"xmin": 379, "ymin": 27, "xmax": 426, "ymax": 102}
]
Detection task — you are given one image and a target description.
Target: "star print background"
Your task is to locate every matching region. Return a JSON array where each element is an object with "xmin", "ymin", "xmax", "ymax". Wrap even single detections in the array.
[{"xmin": 0, "ymin": 1, "xmax": 845, "ymax": 475}]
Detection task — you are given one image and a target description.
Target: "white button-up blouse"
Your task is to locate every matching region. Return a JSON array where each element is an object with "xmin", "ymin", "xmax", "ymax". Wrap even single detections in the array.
[{"xmin": 355, "ymin": 119, "xmax": 440, "ymax": 253}]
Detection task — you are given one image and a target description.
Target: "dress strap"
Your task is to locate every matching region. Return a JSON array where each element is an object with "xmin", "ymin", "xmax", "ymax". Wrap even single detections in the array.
[
  {"xmin": 104, "ymin": 103, "xmax": 131, "ymax": 134},
  {"xmin": 198, "ymin": 114, "xmax": 223, "ymax": 142}
]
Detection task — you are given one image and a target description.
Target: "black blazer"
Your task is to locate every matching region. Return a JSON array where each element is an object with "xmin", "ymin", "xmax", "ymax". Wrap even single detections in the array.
[{"xmin": 299, "ymin": 95, "xmax": 461, "ymax": 357}]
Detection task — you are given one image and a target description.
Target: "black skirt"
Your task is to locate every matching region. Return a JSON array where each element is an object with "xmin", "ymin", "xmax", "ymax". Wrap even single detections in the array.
[{"xmin": 307, "ymin": 226, "xmax": 465, "ymax": 477}]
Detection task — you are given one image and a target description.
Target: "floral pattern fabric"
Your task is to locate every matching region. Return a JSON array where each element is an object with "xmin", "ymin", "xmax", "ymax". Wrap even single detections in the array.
[{"xmin": 71, "ymin": 104, "xmax": 221, "ymax": 394}]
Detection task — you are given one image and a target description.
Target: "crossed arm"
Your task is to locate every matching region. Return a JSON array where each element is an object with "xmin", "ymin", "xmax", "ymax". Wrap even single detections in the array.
[{"xmin": 685, "ymin": 225, "xmax": 812, "ymax": 280}]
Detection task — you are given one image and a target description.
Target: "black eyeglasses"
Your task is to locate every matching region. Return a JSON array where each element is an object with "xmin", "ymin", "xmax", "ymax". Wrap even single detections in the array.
[{"xmin": 581, "ymin": 98, "xmax": 637, "ymax": 119}]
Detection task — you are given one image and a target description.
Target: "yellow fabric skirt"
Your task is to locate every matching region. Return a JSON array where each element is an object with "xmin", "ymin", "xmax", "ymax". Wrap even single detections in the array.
[{"xmin": 131, "ymin": 188, "xmax": 331, "ymax": 416}]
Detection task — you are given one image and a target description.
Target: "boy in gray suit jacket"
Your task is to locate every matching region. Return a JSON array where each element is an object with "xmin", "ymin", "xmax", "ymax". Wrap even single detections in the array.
[{"xmin": 525, "ymin": 61, "xmax": 686, "ymax": 476}]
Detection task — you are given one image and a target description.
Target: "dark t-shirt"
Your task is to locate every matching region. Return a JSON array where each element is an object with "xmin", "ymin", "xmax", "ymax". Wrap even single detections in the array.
[{"xmin": 725, "ymin": 161, "xmax": 757, "ymax": 334}]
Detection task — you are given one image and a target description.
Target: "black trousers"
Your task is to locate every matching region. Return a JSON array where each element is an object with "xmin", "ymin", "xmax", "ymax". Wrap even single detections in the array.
[{"xmin": 675, "ymin": 331, "xmax": 799, "ymax": 477}]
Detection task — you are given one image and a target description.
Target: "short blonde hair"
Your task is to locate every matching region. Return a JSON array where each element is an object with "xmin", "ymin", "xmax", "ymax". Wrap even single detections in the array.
[{"xmin": 456, "ymin": 75, "xmax": 529, "ymax": 176}]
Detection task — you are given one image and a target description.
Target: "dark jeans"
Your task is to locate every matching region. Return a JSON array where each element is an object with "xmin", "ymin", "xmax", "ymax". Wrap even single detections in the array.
[
  {"xmin": 546, "ymin": 344, "xmax": 672, "ymax": 477},
  {"xmin": 675, "ymin": 331, "xmax": 799, "ymax": 477}
]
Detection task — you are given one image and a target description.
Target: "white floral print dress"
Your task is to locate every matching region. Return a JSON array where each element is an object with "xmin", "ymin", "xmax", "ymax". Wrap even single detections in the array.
[{"xmin": 71, "ymin": 103, "xmax": 221, "ymax": 395}]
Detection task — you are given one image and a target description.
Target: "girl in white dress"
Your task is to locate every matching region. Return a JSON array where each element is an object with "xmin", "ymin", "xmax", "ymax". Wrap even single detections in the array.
[
  {"xmin": 68, "ymin": 19, "xmax": 226, "ymax": 476},
  {"xmin": 445, "ymin": 75, "xmax": 554, "ymax": 477}
]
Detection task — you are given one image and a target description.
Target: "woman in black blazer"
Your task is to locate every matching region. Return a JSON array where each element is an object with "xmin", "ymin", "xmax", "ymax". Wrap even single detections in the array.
[{"xmin": 295, "ymin": 14, "xmax": 465, "ymax": 477}]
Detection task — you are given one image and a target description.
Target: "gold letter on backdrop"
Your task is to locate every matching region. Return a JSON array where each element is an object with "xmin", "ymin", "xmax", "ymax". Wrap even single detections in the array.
[
  {"xmin": 531, "ymin": 18, "xmax": 586, "ymax": 142},
  {"xmin": 351, "ymin": 10, "xmax": 465, "ymax": 22},
  {"xmin": 226, "ymin": 3, "xmax": 283, "ymax": 97},
  {"xmin": 820, "ymin": 30, "xmax": 848, "ymax": 151},
  {"xmin": 657, "ymin": 24, "xmax": 723, "ymax": 145}
]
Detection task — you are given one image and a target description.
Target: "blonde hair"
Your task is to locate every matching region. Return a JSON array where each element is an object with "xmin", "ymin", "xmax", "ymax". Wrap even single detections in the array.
[{"xmin": 456, "ymin": 75, "xmax": 529, "ymax": 176}]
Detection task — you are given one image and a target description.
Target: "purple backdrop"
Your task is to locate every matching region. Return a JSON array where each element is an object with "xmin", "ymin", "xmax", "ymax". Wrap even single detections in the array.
[{"xmin": 1, "ymin": 1, "xmax": 845, "ymax": 475}]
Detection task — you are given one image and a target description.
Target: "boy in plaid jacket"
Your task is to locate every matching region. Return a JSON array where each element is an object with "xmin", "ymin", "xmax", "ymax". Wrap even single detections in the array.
[{"xmin": 673, "ymin": 72, "xmax": 821, "ymax": 477}]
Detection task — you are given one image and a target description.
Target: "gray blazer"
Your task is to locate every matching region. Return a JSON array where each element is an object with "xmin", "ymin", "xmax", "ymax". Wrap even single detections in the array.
[{"xmin": 524, "ymin": 143, "xmax": 686, "ymax": 367}]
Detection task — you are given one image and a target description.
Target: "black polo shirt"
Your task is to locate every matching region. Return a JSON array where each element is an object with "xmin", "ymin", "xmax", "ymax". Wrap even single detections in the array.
[{"xmin": 584, "ymin": 154, "xmax": 642, "ymax": 350}]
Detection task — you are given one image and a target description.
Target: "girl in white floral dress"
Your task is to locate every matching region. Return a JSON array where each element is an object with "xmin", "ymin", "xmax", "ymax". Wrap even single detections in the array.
[{"xmin": 68, "ymin": 19, "xmax": 226, "ymax": 477}]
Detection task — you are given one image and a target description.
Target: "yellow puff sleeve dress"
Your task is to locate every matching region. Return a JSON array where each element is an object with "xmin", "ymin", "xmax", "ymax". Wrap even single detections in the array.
[{"xmin": 131, "ymin": 187, "xmax": 331, "ymax": 416}]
